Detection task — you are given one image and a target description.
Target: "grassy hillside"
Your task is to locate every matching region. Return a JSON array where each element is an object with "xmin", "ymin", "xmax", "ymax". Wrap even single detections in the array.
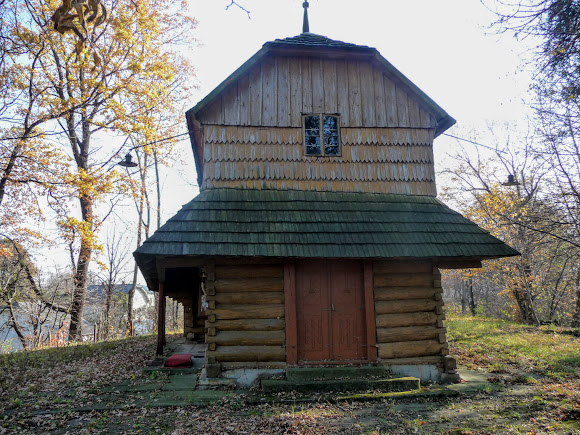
[{"xmin": 0, "ymin": 315, "xmax": 578, "ymax": 434}]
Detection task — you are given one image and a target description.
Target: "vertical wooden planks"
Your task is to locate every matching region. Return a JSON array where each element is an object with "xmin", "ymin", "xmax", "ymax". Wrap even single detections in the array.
[
  {"xmin": 419, "ymin": 107, "xmax": 433, "ymax": 129},
  {"xmin": 407, "ymin": 95, "xmax": 420, "ymax": 128},
  {"xmin": 223, "ymin": 83, "xmax": 239, "ymax": 125},
  {"xmin": 337, "ymin": 59, "xmax": 349, "ymax": 126},
  {"xmin": 238, "ymin": 73, "xmax": 250, "ymax": 126},
  {"xmin": 396, "ymin": 85, "xmax": 410, "ymax": 127},
  {"xmin": 277, "ymin": 57, "xmax": 291, "ymax": 127},
  {"xmin": 363, "ymin": 261, "xmax": 378, "ymax": 362},
  {"xmin": 301, "ymin": 57, "xmax": 313, "ymax": 114},
  {"xmin": 373, "ymin": 66, "xmax": 387, "ymax": 126},
  {"xmin": 348, "ymin": 60, "xmax": 362, "ymax": 126},
  {"xmin": 284, "ymin": 262, "xmax": 297, "ymax": 365},
  {"xmin": 262, "ymin": 56, "xmax": 277, "ymax": 125},
  {"xmin": 359, "ymin": 61, "xmax": 375, "ymax": 127},
  {"xmin": 311, "ymin": 58, "xmax": 324, "ymax": 113},
  {"xmin": 383, "ymin": 74, "xmax": 398, "ymax": 126},
  {"xmin": 157, "ymin": 281, "xmax": 166, "ymax": 355},
  {"xmin": 249, "ymin": 64, "xmax": 263, "ymax": 125},
  {"xmin": 289, "ymin": 58, "xmax": 302, "ymax": 127},
  {"xmin": 323, "ymin": 59, "xmax": 337, "ymax": 114}
]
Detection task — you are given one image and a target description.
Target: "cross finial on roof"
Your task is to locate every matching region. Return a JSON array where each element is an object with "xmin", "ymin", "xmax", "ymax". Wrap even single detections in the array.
[{"xmin": 302, "ymin": 1, "xmax": 310, "ymax": 33}]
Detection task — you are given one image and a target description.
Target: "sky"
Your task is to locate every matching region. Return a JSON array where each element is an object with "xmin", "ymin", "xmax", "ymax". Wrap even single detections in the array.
[
  {"xmin": 151, "ymin": 0, "xmax": 539, "ymax": 237},
  {"xmin": 163, "ymin": 0, "xmax": 538, "ymax": 207},
  {"xmin": 186, "ymin": 0, "xmax": 534, "ymax": 124},
  {"xmin": 36, "ymin": 0, "xmax": 540, "ymax": 282}
]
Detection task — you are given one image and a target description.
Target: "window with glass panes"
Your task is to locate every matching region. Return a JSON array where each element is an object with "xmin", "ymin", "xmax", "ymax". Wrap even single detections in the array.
[{"xmin": 303, "ymin": 115, "xmax": 340, "ymax": 156}]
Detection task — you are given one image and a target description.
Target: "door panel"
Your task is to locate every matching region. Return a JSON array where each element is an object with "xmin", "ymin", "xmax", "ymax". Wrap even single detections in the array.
[
  {"xmin": 296, "ymin": 260, "xmax": 367, "ymax": 363},
  {"xmin": 296, "ymin": 261, "xmax": 330, "ymax": 362},
  {"xmin": 329, "ymin": 261, "xmax": 366, "ymax": 360}
]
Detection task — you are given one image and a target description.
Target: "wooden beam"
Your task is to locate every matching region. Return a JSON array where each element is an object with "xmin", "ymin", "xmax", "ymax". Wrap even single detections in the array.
[
  {"xmin": 158, "ymin": 257, "xmax": 206, "ymax": 269},
  {"xmin": 207, "ymin": 345, "xmax": 286, "ymax": 362},
  {"xmin": 376, "ymin": 312, "xmax": 437, "ymax": 328},
  {"xmin": 436, "ymin": 260, "xmax": 482, "ymax": 269},
  {"xmin": 284, "ymin": 262, "xmax": 298, "ymax": 366},
  {"xmin": 374, "ymin": 273, "xmax": 434, "ymax": 287},
  {"xmin": 375, "ymin": 299, "xmax": 437, "ymax": 315},
  {"xmin": 215, "ymin": 264, "xmax": 284, "ymax": 280},
  {"xmin": 363, "ymin": 261, "xmax": 377, "ymax": 362},
  {"xmin": 205, "ymin": 330, "xmax": 285, "ymax": 346},
  {"xmin": 212, "ymin": 304, "xmax": 285, "ymax": 320},
  {"xmin": 208, "ymin": 291, "xmax": 285, "ymax": 305},
  {"xmin": 157, "ymin": 281, "xmax": 166, "ymax": 355},
  {"xmin": 215, "ymin": 278, "xmax": 284, "ymax": 293},
  {"xmin": 374, "ymin": 287, "xmax": 436, "ymax": 301},
  {"xmin": 207, "ymin": 318, "xmax": 285, "ymax": 331},
  {"xmin": 378, "ymin": 340, "xmax": 442, "ymax": 359}
]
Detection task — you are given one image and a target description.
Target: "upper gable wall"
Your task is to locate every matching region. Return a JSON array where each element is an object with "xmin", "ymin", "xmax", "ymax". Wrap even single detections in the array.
[{"xmin": 196, "ymin": 54, "xmax": 437, "ymax": 129}]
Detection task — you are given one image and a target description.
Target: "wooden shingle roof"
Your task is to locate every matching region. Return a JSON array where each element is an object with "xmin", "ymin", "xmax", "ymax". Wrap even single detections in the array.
[{"xmin": 134, "ymin": 188, "xmax": 519, "ymax": 288}]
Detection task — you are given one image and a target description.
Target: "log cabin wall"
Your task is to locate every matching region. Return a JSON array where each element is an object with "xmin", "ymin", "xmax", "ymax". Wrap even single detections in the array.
[
  {"xmin": 204, "ymin": 260, "xmax": 287, "ymax": 368},
  {"xmin": 373, "ymin": 262, "xmax": 449, "ymax": 365},
  {"xmin": 196, "ymin": 54, "xmax": 438, "ymax": 196}
]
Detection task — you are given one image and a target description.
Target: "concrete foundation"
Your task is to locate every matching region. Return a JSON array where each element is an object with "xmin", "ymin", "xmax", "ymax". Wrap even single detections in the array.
[
  {"xmin": 222, "ymin": 369, "xmax": 285, "ymax": 388},
  {"xmin": 388, "ymin": 364, "xmax": 442, "ymax": 382}
]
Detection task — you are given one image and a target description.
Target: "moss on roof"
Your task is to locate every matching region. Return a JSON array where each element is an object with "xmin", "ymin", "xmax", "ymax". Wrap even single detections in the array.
[{"xmin": 134, "ymin": 188, "xmax": 518, "ymax": 288}]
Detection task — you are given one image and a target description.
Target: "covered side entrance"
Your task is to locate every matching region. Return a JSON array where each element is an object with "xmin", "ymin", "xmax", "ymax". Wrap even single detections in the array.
[{"xmin": 296, "ymin": 260, "xmax": 367, "ymax": 363}]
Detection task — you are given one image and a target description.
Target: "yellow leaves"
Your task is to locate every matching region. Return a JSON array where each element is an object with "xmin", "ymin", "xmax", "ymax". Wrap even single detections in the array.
[{"xmin": 57, "ymin": 216, "xmax": 103, "ymax": 253}]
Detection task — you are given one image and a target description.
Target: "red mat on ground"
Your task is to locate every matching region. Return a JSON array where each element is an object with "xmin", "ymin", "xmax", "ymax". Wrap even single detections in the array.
[{"xmin": 164, "ymin": 353, "xmax": 193, "ymax": 368}]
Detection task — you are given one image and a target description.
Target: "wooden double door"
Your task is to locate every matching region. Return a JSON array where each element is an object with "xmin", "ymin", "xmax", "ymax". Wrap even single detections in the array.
[{"xmin": 296, "ymin": 260, "xmax": 367, "ymax": 363}]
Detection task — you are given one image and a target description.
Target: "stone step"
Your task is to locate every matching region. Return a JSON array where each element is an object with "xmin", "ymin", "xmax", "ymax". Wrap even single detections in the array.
[
  {"xmin": 286, "ymin": 366, "xmax": 391, "ymax": 382},
  {"xmin": 261, "ymin": 376, "xmax": 420, "ymax": 394},
  {"xmin": 142, "ymin": 367, "xmax": 201, "ymax": 375}
]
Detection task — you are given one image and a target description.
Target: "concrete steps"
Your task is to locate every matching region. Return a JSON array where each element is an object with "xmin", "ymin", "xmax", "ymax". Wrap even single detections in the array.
[{"xmin": 261, "ymin": 366, "xmax": 420, "ymax": 394}]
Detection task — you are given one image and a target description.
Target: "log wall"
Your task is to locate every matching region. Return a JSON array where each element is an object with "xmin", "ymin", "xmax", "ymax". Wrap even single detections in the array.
[
  {"xmin": 204, "ymin": 261, "xmax": 286, "ymax": 366},
  {"xmin": 373, "ymin": 262, "xmax": 448, "ymax": 365}
]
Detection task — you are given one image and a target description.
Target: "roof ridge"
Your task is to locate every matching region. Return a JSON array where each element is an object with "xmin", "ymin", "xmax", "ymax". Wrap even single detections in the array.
[{"xmin": 267, "ymin": 33, "xmax": 373, "ymax": 50}]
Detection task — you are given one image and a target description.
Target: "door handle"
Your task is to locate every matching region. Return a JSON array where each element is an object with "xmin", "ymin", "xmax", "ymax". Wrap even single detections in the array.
[{"xmin": 331, "ymin": 303, "xmax": 335, "ymax": 311}]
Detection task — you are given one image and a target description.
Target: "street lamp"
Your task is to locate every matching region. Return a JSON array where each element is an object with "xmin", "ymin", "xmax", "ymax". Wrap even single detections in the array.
[
  {"xmin": 502, "ymin": 174, "xmax": 521, "ymax": 187},
  {"xmin": 118, "ymin": 153, "xmax": 138, "ymax": 168}
]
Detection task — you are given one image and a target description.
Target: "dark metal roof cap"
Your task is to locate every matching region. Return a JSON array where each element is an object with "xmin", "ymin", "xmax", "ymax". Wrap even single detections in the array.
[{"xmin": 266, "ymin": 33, "xmax": 374, "ymax": 51}]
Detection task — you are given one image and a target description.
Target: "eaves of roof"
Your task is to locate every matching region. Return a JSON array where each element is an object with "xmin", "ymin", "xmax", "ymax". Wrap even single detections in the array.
[{"xmin": 134, "ymin": 188, "xmax": 518, "ymax": 290}]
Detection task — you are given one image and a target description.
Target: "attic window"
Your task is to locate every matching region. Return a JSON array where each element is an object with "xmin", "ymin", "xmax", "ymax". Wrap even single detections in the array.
[{"xmin": 303, "ymin": 115, "xmax": 340, "ymax": 156}]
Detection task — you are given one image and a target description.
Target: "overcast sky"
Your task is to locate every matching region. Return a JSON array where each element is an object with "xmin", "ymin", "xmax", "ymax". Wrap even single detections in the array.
[
  {"xmin": 159, "ymin": 0, "xmax": 537, "ymax": 207},
  {"xmin": 186, "ymin": 0, "xmax": 535, "ymax": 125},
  {"xmin": 39, "ymin": 0, "xmax": 540, "ymax": 279}
]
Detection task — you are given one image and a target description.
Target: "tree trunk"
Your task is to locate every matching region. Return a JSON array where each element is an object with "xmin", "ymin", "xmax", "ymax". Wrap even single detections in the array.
[
  {"xmin": 513, "ymin": 287, "xmax": 539, "ymax": 326},
  {"xmin": 467, "ymin": 276, "xmax": 476, "ymax": 316},
  {"xmin": 8, "ymin": 301, "xmax": 27, "ymax": 350},
  {"xmin": 572, "ymin": 268, "xmax": 580, "ymax": 328},
  {"xmin": 128, "ymin": 265, "xmax": 137, "ymax": 336},
  {"xmin": 68, "ymin": 194, "xmax": 93, "ymax": 342},
  {"xmin": 103, "ymin": 283, "xmax": 113, "ymax": 340}
]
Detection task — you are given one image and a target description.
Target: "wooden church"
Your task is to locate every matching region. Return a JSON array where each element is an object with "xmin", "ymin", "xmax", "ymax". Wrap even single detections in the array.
[{"xmin": 134, "ymin": 4, "xmax": 518, "ymax": 382}]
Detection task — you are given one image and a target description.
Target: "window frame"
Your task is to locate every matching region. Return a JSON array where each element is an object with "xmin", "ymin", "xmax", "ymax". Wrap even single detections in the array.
[{"xmin": 302, "ymin": 114, "xmax": 342, "ymax": 157}]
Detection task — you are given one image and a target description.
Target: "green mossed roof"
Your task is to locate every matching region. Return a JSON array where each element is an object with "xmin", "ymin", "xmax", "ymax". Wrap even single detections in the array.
[{"xmin": 134, "ymin": 188, "xmax": 519, "ymax": 288}]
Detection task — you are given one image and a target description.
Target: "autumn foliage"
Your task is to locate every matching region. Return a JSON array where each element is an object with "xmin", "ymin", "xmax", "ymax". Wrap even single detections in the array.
[{"xmin": 0, "ymin": 0, "xmax": 196, "ymax": 342}]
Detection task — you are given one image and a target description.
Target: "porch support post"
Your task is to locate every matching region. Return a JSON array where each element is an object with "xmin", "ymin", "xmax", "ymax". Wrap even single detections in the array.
[
  {"xmin": 284, "ymin": 262, "xmax": 298, "ymax": 365},
  {"xmin": 183, "ymin": 296, "xmax": 194, "ymax": 338},
  {"xmin": 157, "ymin": 281, "xmax": 166, "ymax": 355},
  {"xmin": 363, "ymin": 260, "xmax": 378, "ymax": 361}
]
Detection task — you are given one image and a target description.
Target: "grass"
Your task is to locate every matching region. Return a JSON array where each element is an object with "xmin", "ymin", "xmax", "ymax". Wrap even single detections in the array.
[
  {"xmin": 447, "ymin": 314, "xmax": 580, "ymax": 380},
  {"xmin": 0, "ymin": 315, "xmax": 579, "ymax": 434}
]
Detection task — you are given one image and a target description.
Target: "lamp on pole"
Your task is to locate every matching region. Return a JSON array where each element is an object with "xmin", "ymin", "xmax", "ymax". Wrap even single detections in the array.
[{"xmin": 118, "ymin": 153, "xmax": 138, "ymax": 168}]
